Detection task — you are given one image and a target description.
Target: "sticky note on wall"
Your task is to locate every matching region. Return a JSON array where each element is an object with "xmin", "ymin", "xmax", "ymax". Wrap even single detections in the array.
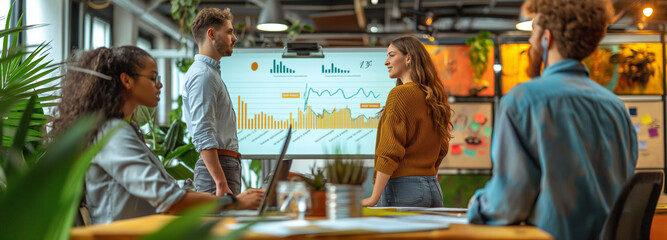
[
  {"xmin": 649, "ymin": 128, "xmax": 659, "ymax": 138},
  {"xmin": 629, "ymin": 107, "xmax": 637, "ymax": 116},
  {"xmin": 474, "ymin": 113, "xmax": 486, "ymax": 124},
  {"xmin": 483, "ymin": 126, "xmax": 492, "ymax": 137},
  {"xmin": 641, "ymin": 115, "xmax": 653, "ymax": 125},
  {"xmin": 469, "ymin": 122, "xmax": 481, "ymax": 132},
  {"xmin": 633, "ymin": 124, "xmax": 641, "ymax": 134},
  {"xmin": 463, "ymin": 148, "xmax": 477, "ymax": 158},
  {"xmin": 638, "ymin": 140, "xmax": 648, "ymax": 150},
  {"xmin": 451, "ymin": 145, "xmax": 462, "ymax": 154}
]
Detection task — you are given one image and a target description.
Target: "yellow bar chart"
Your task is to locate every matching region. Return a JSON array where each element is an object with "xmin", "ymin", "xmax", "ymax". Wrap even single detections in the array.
[{"xmin": 237, "ymin": 95, "xmax": 380, "ymax": 130}]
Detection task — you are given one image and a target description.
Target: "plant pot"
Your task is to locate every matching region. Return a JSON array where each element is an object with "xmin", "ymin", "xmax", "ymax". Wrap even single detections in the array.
[
  {"xmin": 309, "ymin": 191, "xmax": 326, "ymax": 217},
  {"xmin": 325, "ymin": 183, "xmax": 363, "ymax": 220}
]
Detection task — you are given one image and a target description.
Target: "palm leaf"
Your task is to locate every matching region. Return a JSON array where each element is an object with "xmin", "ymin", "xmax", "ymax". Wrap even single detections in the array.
[
  {"xmin": 163, "ymin": 160, "xmax": 194, "ymax": 180},
  {"xmin": 0, "ymin": 115, "xmax": 119, "ymax": 240},
  {"xmin": 10, "ymin": 94, "xmax": 36, "ymax": 150}
]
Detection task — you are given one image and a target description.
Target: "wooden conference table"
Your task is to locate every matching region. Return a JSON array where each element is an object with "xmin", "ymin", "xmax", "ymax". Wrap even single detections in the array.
[
  {"xmin": 70, "ymin": 213, "xmax": 553, "ymax": 240},
  {"xmin": 650, "ymin": 195, "xmax": 667, "ymax": 239}
]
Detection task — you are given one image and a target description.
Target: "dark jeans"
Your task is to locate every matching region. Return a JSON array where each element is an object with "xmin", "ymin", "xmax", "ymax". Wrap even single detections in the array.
[
  {"xmin": 194, "ymin": 155, "xmax": 242, "ymax": 195},
  {"xmin": 378, "ymin": 175, "xmax": 443, "ymax": 207}
]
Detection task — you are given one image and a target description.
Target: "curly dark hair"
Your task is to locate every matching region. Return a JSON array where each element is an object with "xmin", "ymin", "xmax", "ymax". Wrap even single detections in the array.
[
  {"xmin": 522, "ymin": 0, "xmax": 614, "ymax": 60},
  {"xmin": 49, "ymin": 46, "xmax": 154, "ymax": 142},
  {"xmin": 389, "ymin": 36, "xmax": 453, "ymax": 151}
]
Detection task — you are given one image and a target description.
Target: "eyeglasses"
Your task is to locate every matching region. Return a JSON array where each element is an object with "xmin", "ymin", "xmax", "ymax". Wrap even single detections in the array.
[{"xmin": 134, "ymin": 74, "xmax": 161, "ymax": 87}]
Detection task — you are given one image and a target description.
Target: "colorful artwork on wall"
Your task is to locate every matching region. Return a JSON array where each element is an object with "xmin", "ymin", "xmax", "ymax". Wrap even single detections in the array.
[
  {"xmin": 586, "ymin": 43, "xmax": 663, "ymax": 94},
  {"xmin": 500, "ymin": 43, "xmax": 531, "ymax": 94},
  {"xmin": 501, "ymin": 43, "xmax": 664, "ymax": 95},
  {"xmin": 425, "ymin": 45, "xmax": 495, "ymax": 97}
]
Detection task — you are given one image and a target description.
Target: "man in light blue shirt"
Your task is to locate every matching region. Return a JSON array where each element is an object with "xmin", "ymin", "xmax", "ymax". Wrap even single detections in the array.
[
  {"xmin": 182, "ymin": 8, "xmax": 241, "ymax": 195},
  {"xmin": 467, "ymin": 1, "xmax": 637, "ymax": 239}
]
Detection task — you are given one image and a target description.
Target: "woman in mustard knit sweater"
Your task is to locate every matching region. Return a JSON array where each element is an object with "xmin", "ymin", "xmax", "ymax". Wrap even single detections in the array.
[{"xmin": 361, "ymin": 36, "xmax": 452, "ymax": 207}]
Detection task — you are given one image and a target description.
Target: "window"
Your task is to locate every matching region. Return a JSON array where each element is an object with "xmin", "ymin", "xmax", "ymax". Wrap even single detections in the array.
[
  {"xmin": 171, "ymin": 60, "xmax": 186, "ymax": 110},
  {"xmin": 137, "ymin": 30, "xmax": 154, "ymax": 51},
  {"xmin": 137, "ymin": 37, "xmax": 152, "ymax": 50},
  {"xmin": 0, "ymin": 0, "xmax": 8, "ymax": 28},
  {"xmin": 71, "ymin": 3, "xmax": 113, "ymax": 51},
  {"xmin": 0, "ymin": 0, "xmax": 8, "ymax": 44},
  {"xmin": 85, "ymin": 15, "xmax": 111, "ymax": 49}
]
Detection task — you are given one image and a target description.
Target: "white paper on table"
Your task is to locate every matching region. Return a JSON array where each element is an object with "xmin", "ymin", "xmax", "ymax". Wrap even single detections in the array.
[
  {"xmin": 397, "ymin": 207, "xmax": 468, "ymax": 213},
  {"xmin": 314, "ymin": 217, "xmax": 449, "ymax": 232},
  {"xmin": 393, "ymin": 214, "xmax": 470, "ymax": 225},
  {"xmin": 228, "ymin": 217, "xmax": 449, "ymax": 237},
  {"xmin": 367, "ymin": 206, "xmax": 427, "ymax": 210}
]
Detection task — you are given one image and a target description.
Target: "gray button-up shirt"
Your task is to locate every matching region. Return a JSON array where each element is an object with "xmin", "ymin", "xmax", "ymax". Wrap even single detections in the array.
[
  {"xmin": 182, "ymin": 54, "xmax": 239, "ymax": 153},
  {"xmin": 85, "ymin": 120, "xmax": 186, "ymax": 225}
]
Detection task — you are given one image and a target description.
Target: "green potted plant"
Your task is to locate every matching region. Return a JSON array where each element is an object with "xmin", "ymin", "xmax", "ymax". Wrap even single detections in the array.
[
  {"xmin": 0, "ymin": 5, "xmax": 125, "ymax": 239},
  {"xmin": 299, "ymin": 166, "xmax": 326, "ymax": 217},
  {"xmin": 133, "ymin": 96, "xmax": 198, "ymax": 180},
  {"xmin": 465, "ymin": 30, "xmax": 494, "ymax": 96},
  {"xmin": 283, "ymin": 20, "xmax": 314, "ymax": 46},
  {"xmin": 324, "ymin": 158, "xmax": 367, "ymax": 220},
  {"xmin": 170, "ymin": 0, "xmax": 199, "ymax": 73},
  {"xmin": 241, "ymin": 159, "xmax": 262, "ymax": 190}
]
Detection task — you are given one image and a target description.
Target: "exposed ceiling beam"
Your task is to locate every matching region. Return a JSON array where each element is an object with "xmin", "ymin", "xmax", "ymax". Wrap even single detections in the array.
[
  {"xmin": 353, "ymin": 0, "xmax": 369, "ymax": 45},
  {"xmin": 111, "ymin": 0, "xmax": 194, "ymax": 44},
  {"xmin": 145, "ymin": 0, "xmax": 167, "ymax": 13},
  {"xmin": 197, "ymin": 0, "xmax": 525, "ymax": 12}
]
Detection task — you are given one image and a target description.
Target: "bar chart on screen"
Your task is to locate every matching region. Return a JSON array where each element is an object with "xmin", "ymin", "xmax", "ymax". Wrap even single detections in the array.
[{"xmin": 221, "ymin": 51, "xmax": 394, "ymax": 156}]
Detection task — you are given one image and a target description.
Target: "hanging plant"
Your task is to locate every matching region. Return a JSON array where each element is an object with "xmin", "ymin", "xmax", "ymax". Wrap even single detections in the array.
[
  {"xmin": 465, "ymin": 31, "xmax": 494, "ymax": 95},
  {"xmin": 170, "ymin": 0, "xmax": 200, "ymax": 38},
  {"xmin": 176, "ymin": 58, "xmax": 194, "ymax": 73},
  {"xmin": 171, "ymin": 0, "xmax": 199, "ymax": 73},
  {"xmin": 283, "ymin": 20, "xmax": 314, "ymax": 46}
]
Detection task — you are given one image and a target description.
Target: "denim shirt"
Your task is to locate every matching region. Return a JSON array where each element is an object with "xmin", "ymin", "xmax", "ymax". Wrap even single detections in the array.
[
  {"xmin": 467, "ymin": 59, "xmax": 638, "ymax": 240},
  {"xmin": 182, "ymin": 54, "xmax": 239, "ymax": 152},
  {"xmin": 85, "ymin": 120, "xmax": 186, "ymax": 224}
]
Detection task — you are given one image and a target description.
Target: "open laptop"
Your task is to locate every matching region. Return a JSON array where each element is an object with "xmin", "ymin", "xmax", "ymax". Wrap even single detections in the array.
[{"xmin": 217, "ymin": 126, "xmax": 293, "ymax": 217}]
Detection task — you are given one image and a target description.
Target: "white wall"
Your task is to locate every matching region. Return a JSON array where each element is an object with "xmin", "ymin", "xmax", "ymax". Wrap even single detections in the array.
[
  {"xmin": 26, "ymin": 0, "xmax": 66, "ymax": 64},
  {"xmin": 25, "ymin": 0, "xmax": 67, "ymax": 117}
]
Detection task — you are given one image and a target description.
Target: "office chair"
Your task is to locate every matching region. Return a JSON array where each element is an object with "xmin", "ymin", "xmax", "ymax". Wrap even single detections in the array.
[{"xmin": 599, "ymin": 171, "xmax": 664, "ymax": 240}]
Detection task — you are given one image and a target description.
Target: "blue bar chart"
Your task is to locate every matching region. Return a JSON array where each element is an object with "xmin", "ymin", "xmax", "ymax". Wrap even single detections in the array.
[
  {"xmin": 322, "ymin": 63, "xmax": 350, "ymax": 74},
  {"xmin": 270, "ymin": 59, "xmax": 295, "ymax": 73}
]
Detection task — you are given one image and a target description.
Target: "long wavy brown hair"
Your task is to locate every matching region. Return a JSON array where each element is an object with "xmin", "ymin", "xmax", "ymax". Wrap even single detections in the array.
[
  {"xmin": 49, "ymin": 46, "xmax": 154, "ymax": 142},
  {"xmin": 389, "ymin": 36, "xmax": 453, "ymax": 148}
]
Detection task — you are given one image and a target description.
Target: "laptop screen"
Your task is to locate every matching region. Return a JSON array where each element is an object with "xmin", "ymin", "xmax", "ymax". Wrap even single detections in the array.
[{"xmin": 257, "ymin": 126, "xmax": 292, "ymax": 214}]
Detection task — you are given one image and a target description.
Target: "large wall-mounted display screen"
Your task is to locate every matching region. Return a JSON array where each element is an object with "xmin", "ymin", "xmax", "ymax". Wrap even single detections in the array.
[{"xmin": 220, "ymin": 49, "xmax": 394, "ymax": 157}]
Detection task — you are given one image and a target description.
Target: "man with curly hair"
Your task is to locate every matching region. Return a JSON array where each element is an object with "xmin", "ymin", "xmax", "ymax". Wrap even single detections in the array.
[{"xmin": 467, "ymin": 0, "xmax": 638, "ymax": 239}]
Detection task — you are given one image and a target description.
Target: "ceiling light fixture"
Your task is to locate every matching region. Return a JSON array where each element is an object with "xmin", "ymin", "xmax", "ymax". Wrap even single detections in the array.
[
  {"xmin": 643, "ymin": 7, "xmax": 653, "ymax": 17},
  {"xmin": 257, "ymin": 0, "xmax": 288, "ymax": 32},
  {"xmin": 366, "ymin": 18, "xmax": 383, "ymax": 33},
  {"xmin": 515, "ymin": 20, "xmax": 532, "ymax": 31}
]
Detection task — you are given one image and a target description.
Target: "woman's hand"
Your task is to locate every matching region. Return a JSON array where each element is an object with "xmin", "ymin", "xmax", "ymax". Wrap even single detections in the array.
[
  {"xmin": 361, "ymin": 197, "xmax": 379, "ymax": 207},
  {"xmin": 362, "ymin": 171, "xmax": 391, "ymax": 207}
]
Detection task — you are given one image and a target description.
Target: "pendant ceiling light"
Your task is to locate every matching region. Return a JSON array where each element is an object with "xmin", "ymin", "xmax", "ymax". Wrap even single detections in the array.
[{"xmin": 257, "ymin": 0, "xmax": 288, "ymax": 32}]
